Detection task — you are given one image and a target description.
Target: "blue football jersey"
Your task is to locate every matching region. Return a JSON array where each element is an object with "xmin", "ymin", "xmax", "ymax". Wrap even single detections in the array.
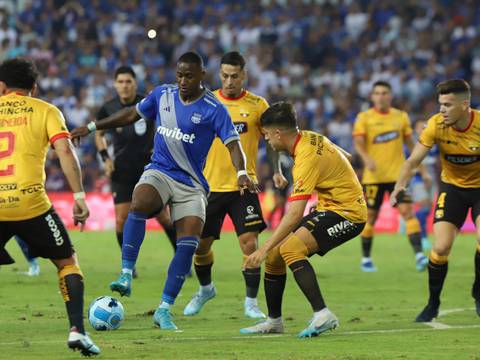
[{"xmin": 136, "ymin": 84, "xmax": 239, "ymax": 193}]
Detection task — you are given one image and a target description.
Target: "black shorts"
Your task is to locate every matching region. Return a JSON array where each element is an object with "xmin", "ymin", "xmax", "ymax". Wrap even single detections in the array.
[
  {"xmin": 111, "ymin": 167, "xmax": 143, "ymax": 204},
  {"xmin": 363, "ymin": 182, "xmax": 412, "ymax": 210},
  {"xmin": 0, "ymin": 207, "xmax": 73, "ymax": 265},
  {"xmin": 299, "ymin": 210, "xmax": 365, "ymax": 256},
  {"xmin": 433, "ymin": 181, "xmax": 480, "ymax": 229},
  {"xmin": 111, "ymin": 180, "xmax": 137, "ymax": 204},
  {"xmin": 202, "ymin": 191, "xmax": 267, "ymax": 239}
]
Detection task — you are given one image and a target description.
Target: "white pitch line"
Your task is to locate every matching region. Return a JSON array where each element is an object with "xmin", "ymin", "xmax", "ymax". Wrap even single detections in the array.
[
  {"xmin": 439, "ymin": 307, "xmax": 475, "ymax": 316},
  {"xmin": 421, "ymin": 307, "xmax": 476, "ymax": 329},
  {"xmin": 423, "ymin": 321, "xmax": 451, "ymax": 329},
  {"xmin": 1, "ymin": 324, "xmax": 480, "ymax": 347}
]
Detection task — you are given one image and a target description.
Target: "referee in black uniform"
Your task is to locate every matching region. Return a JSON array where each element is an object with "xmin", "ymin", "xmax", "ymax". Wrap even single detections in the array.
[{"xmin": 95, "ymin": 66, "xmax": 176, "ymax": 277}]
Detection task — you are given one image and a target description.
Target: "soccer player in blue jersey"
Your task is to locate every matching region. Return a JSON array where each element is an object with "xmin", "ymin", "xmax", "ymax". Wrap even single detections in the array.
[{"xmin": 71, "ymin": 51, "xmax": 257, "ymax": 330}]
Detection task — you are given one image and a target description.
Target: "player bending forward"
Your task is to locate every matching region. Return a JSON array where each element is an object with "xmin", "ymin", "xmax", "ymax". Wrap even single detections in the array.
[{"xmin": 241, "ymin": 102, "xmax": 367, "ymax": 337}]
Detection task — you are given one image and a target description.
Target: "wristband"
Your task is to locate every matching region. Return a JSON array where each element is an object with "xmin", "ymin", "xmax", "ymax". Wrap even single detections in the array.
[
  {"xmin": 99, "ymin": 149, "xmax": 110, "ymax": 162},
  {"xmin": 87, "ymin": 121, "xmax": 97, "ymax": 133},
  {"xmin": 237, "ymin": 170, "xmax": 247, "ymax": 178},
  {"xmin": 73, "ymin": 191, "xmax": 86, "ymax": 200}
]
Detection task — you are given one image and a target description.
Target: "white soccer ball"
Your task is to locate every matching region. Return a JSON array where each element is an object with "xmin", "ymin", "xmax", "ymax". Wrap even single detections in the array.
[{"xmin": 88, "ymin": 296, "xmax": 124, "ymax": 331}]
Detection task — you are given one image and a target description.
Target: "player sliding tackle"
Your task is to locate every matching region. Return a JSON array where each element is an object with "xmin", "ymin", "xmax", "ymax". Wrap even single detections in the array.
[
  {"xmin": 241, "ymin": 102, "xmax": 367, "ymax": 338},
  {"xmin": 71, "ymin": 51, "xmax": 258, "ymax": 331}
]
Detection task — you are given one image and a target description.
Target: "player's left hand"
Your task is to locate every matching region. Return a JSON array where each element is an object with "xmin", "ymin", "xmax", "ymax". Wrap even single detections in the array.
[
  {"xmin": 390, "ymin": 187, "xmax": 405, "ymax": 208},
  {"xmin": 73, "ymin": 198, "xmax": 90, "ymax": 231},
  {"xmin": 238, "ymin": 174, "xmax": 260, "ymax": 195},
  {"xmin": 244, "ymin": 248, "xmax": 268, "ymax": 268},
  {"xmin": 273, "ymin": 172, "xmax": 288, "ymax": 190}
]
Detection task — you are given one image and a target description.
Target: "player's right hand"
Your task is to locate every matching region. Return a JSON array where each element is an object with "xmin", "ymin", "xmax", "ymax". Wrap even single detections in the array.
[
  {"xmin": 104, "ymin": 158, "xmax": 115, "ymax": 178},
  {"xmin": 73, "ymin": 198, "xmax": 90, "ymax": 232},
  {"xmin": 390, "ymin": 187, "xmax": 405, "ymax": 208},
  {"xmin": 273, "ymin": 172, "xmax": 288, "ymax": 190},
  {"xmin": 70, "ymin": 126, "xmax": 90, "ymax": 146}
]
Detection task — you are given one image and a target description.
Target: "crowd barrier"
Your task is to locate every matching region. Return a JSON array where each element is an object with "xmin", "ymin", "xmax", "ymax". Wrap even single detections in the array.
[{"xmin": 49, "ymin": 192, "xmax": 475, "ymax": 233}]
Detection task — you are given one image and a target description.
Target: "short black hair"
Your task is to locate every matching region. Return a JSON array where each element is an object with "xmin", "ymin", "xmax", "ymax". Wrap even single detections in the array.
[
  {"xmin": 114, "ymin": 65, "xmax": 136, "ymax": 79},
  {"xmin": 437, "ymin": 79, "xmax": 470, "ymax": 96},
  {"xmin": 0, "ymin": 58, "xmax": 38, "ymax": 90},
  {"xmin": 177, "ymin": 51, "xmax": 204, "ymax": 68},
  {"xmin": 372, "ymin": 80, "xmax": 391, "ymax": 90},
  {"xmin": 260, "ymin": 101, "xmax": 297, "ymax": 129},
  {"xmin": 221, "ymin": 51, "xmax": 246, "ymax": 70}
]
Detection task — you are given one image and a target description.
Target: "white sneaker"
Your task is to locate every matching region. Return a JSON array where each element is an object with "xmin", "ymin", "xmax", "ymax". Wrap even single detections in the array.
[
  {"xmin": 298, "ymin": 308, "xmax": 339, "ymax": 338},
  {"xmin": 183, "ymin": 285, "xmax": 216, "ymax": 316},
  {"xmin": 67, "ymin": 328, "xmax": 100, "ymax": 356},
  {"xmin": 244, "ymin": 304, "xmax": 267, "ymax": 319},
  {"xmin": 26, "ymin": 262, "xmax": 40, "ymax": 276},
  {"xmin": 240, "ymin": 318, "xmax": 284, "ymax": 334}
]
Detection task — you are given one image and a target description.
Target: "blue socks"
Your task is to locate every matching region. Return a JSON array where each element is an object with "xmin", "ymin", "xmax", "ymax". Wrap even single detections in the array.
[
  {"xmin": 15, "ymin": 236, "xmax": 35, "ymax": 262},
  {"xmin": 162, "ymin": 237, "xmax": 198, "ymax": 304},
  {"xmin": 416, "ymin": 207, "xmax": 430, "ymax": 239},
  {"xmin": 121, "ymin": 212, "xmax": 147, "ymax": 271}
]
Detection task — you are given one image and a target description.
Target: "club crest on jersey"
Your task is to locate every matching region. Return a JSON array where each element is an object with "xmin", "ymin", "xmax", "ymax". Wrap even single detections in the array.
[
  {"xmin": 191, "ymin": 112, "xmax": 202, "ymax": 124},
  {"xmin": 468, "ymin": 143, "xmax": 480, "ymax": 152},
  {"xmin": 373, "ymin": 131, "xmax": 399, "ymax": 144}
]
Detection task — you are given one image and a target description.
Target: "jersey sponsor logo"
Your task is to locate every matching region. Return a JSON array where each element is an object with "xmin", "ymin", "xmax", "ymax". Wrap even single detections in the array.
[
  {"xmin": 327, "ymin": 220, "xmax": 354, "ymax": 237},
  {"xmin": 444, "ymin": 154, "xmax": 480, "ymax": 165},
  {"xmin": 0, "ymin": 117, "xmax": 28, "ymax": 127},
  {"xmin": 245, "ymin": 204, "xmax": 259, "ymax": 220},
  {"xmin": 294, "ymin": 179, "xmax": 306, "ymax": 193},
  {"xmin": 0, "ymin": 183, "xmax": 17, "ymax": 191},
  {"xmin": 0, "ymin": 195, "xmax": 20, "ymax": 205},
  {"xmin": 134, "ymin": 118, "xmax": 147, "ymax": 136},
  {"xmin": 373, "ymin": 131, "xmax": 399, "ymax": 144},
  {"xmin": 234, "ymin": 122, "xmax": 248, "ymax": 134},
  {"xmin": 191, "ymin": 112, "xmax": 202, "ymax": 124},
  {"xmin": 157, "ymin": 126, "xmax": 196, "ymax": 143},
  {"xmin": 45, "ymin": 214, "xmax": 64, "ymax": 246},
  {"xmin": 20, "ymin": 183, "xmax": 43, "ymax": 195}
]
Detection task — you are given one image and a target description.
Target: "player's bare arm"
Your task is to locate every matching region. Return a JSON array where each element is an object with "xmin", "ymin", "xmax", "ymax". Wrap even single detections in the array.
[
  {"xmin": 226, "ymin": 140, "xmax": 260, "ymax": 194},
  {"xmin": 353, "ymin": 135, "xmax": 376, "ymax": 171},
  {"xmin": 391, "ymin": 142, "xmax": 431, "ymax": 207},
  {"xmin": 94, "ymin": 129, "xmax": 114, "ymax": 177},
  {"xmin": 245, "ymin": 199, "xmax": 308, "ymax": 268},
  {"xmin": 53, "ymin": 137, "xmax": 89, "ymax": 230},
  {"xmin": 266, "ymin": 142, "xmax": 288, "ymax": 189},
  {"xmin": 71, "ymin": 106, "xmax": 139, "ymax": 143}
]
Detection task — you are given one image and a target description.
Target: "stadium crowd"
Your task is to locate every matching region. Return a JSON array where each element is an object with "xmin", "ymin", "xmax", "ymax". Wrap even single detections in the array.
[{"xmin": 0, "ymin": 0, "xmax": 479, "ymax": 191}]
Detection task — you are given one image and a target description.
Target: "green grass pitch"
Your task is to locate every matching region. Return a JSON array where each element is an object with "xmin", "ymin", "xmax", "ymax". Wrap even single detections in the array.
[{"xmin": 1, "ymin": 231, "xmax": 479, "ymax": 359}]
